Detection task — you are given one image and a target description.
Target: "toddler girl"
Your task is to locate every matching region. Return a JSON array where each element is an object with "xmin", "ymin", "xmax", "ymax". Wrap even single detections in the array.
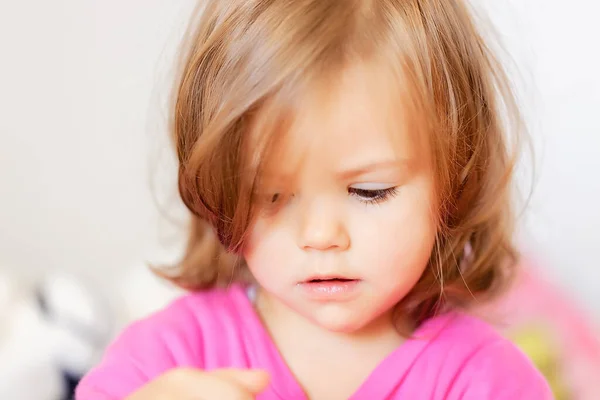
[{"xmin": 77, "ymin": 0, "xmax": 552, "ymax": 398}]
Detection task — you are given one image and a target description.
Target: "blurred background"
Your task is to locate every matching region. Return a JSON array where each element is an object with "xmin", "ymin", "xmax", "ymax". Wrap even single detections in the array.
[{"xmin": 1, "ymin": 0, "xmax": 599, "ymax": 399}]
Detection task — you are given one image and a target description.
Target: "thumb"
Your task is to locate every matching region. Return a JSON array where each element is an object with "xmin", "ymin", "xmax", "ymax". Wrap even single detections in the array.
[{"xmin": 211, "ymin": 368, "xmax": 270, "ymax": 394}]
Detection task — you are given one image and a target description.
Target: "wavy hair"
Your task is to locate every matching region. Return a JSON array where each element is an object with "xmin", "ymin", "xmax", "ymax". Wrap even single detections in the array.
[{"xmin": 159, "ymin": 0, "xmax": 524, "ymax": 327}]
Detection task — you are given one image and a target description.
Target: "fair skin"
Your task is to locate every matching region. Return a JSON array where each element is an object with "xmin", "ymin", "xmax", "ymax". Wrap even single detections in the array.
[
  {"xmin": 244, "ymin": 61, "xmax": 437, "ymax": 399},
  {"xmin": 127, "ymin": 368, "xmax": 270, "ymax": 399},
  {"xmin": 127, "ymin": 62, "xmax": 437, "ymax": 399}
]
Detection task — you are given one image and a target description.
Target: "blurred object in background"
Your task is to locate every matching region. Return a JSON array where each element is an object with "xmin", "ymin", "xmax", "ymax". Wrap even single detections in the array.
[
  {"xmin": 0, "ymin": 270, "xmax": 113, "ymax": 400},
  {"xmin": 481, "ymin": 257, "xmax": 600, "ymax": 400}
]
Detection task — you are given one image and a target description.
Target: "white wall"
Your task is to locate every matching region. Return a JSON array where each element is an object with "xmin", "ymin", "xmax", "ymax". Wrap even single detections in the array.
[
  {"xmin": 1, "ymin": 1, "xmax": 599, "ymax": 317},
  {"xmin": 488, "ymin": 0, "xmax": 600, "ymax": 315}
]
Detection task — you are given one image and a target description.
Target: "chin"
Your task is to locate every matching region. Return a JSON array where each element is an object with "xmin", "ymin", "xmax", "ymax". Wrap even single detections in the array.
[{"xmin": 308, "ymin": 306, "xmax": 371, "ymax": 333}]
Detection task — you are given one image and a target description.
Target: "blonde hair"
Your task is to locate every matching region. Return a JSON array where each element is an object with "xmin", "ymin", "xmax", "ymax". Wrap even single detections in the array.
[{"xmin": 161, "ymin": 0, "xmax": 523, "ymax": 327}]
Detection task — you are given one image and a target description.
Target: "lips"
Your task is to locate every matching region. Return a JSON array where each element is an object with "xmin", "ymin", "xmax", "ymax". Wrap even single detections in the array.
[
  {"xmin": 298, "ymin": 275, "xmax": 361, "ymax": 300},
  {"xmin": 304, "ymin": 275, "xmax": 358, "ymax": 283}
]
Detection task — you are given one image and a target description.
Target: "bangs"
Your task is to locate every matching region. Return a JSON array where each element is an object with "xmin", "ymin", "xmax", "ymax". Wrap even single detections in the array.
[
  {"xmin": 244, "ymin": 59, "xmax": 432, "ymax": 198},
  {"xmin": 176, "ymin": 0, "xmax": 440, "ymax": 253},
  {"xmin": 169, "ymin": 0, "xmax": 521, "ymax": 326}
]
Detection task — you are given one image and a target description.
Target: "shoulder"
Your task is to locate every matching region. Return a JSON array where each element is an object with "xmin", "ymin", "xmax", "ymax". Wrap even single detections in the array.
[
  {"xmin": 124, "ymin": 283, "xmax": 249, "ymax": 338},
  {"xmin": 111, "ymin": 284, "xmax": 247, "ymax": 362},
  {"xmin": 425, "ymin": 312, "xmax": 553, "ymax": 399},
  {"xmin": 75, "ymin": 284, "xmax": 250, "ymax": 399}
]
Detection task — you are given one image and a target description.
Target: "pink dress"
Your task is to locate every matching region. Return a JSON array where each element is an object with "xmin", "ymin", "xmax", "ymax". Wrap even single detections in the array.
[{"xmin": 76, "ymin": 284, "xmax": 552, "ymax": 399}]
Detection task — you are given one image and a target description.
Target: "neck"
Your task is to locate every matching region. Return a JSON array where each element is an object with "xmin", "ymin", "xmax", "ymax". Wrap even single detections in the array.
[{"xmin": 254, "ymin": 287, "xmax": 407, "ymax": 399}]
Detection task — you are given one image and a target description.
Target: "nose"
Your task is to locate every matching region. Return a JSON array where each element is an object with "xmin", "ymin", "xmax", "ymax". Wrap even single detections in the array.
[{"xmin": 297, "ymin": 199, "xmax": 350, "ymax": 252}]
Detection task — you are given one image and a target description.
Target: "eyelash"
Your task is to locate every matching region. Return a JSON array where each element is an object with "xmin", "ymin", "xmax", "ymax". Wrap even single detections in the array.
[
  {"xmin": 260, "ymin": 187, "xmax": 398, "ymax": 209},
  {"xmin": 348, "ymin": 187, "xmax": 399, "ymax": 205}
]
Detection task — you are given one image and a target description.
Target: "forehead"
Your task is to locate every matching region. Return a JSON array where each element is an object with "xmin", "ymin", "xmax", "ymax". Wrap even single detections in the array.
[{"xmin": 255, "ymin": 61, "xmax": 428, "ymax": 179}]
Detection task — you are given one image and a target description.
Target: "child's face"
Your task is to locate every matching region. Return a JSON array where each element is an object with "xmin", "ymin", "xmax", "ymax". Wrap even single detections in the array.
[{"xmin": 243, "ymin": 62, "xmax": 437, "ymax": 333}]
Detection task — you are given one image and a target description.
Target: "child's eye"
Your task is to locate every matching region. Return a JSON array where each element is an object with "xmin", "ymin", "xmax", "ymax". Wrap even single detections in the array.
[
  {"xmin": 348, "ymin": 186, "xmax": 398, "ymax": 205},
  {"xmin": 254, "ymin": 191, "xmax": 284, "ymax": 204},
  {"xmin": 254, "ymin": 191, "xmax": 292, "ymax": 215}
]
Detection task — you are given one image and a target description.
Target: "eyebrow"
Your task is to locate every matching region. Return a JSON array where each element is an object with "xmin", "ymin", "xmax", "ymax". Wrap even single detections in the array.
[{"xmin": 336, "ymin": 159, "xmax": 413, "ymax": 180}]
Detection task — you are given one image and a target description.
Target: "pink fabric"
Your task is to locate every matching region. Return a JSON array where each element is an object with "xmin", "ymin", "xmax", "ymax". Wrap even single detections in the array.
[{"xmin": 76, "ymin": 284, "xmax": 552, "ymax": 399}]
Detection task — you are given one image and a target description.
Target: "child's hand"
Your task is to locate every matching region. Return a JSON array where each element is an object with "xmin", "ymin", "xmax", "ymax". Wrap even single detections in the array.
[{"xmin": 126, "ymin": 368, "xmax": 270, "ymax": 399}]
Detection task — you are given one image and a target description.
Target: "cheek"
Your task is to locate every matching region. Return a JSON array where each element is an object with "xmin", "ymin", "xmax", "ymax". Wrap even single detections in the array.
[
  {"xmin": 242, "ymin": 219, "xmax": 291, "ymax": 279},
  {"xmin": 370, "ymin": 219, "xmax": 434, "ymax": 278},
  {"xmin": 356, "ymin": 186, "xmax": 437, "ymax": 278}
]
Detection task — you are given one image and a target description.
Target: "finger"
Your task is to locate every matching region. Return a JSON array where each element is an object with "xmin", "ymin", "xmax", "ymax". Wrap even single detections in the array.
[
  {"xmin": 161, "ymin": 368, "xmax": 256, "ymax": 400},
  {"xmin": 191, "ymin": 372, "xmax": 255, "ymax": 400},
  {"xmin": 210, "ymin": 368, "xmax": 270, "ymax": 394}
]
